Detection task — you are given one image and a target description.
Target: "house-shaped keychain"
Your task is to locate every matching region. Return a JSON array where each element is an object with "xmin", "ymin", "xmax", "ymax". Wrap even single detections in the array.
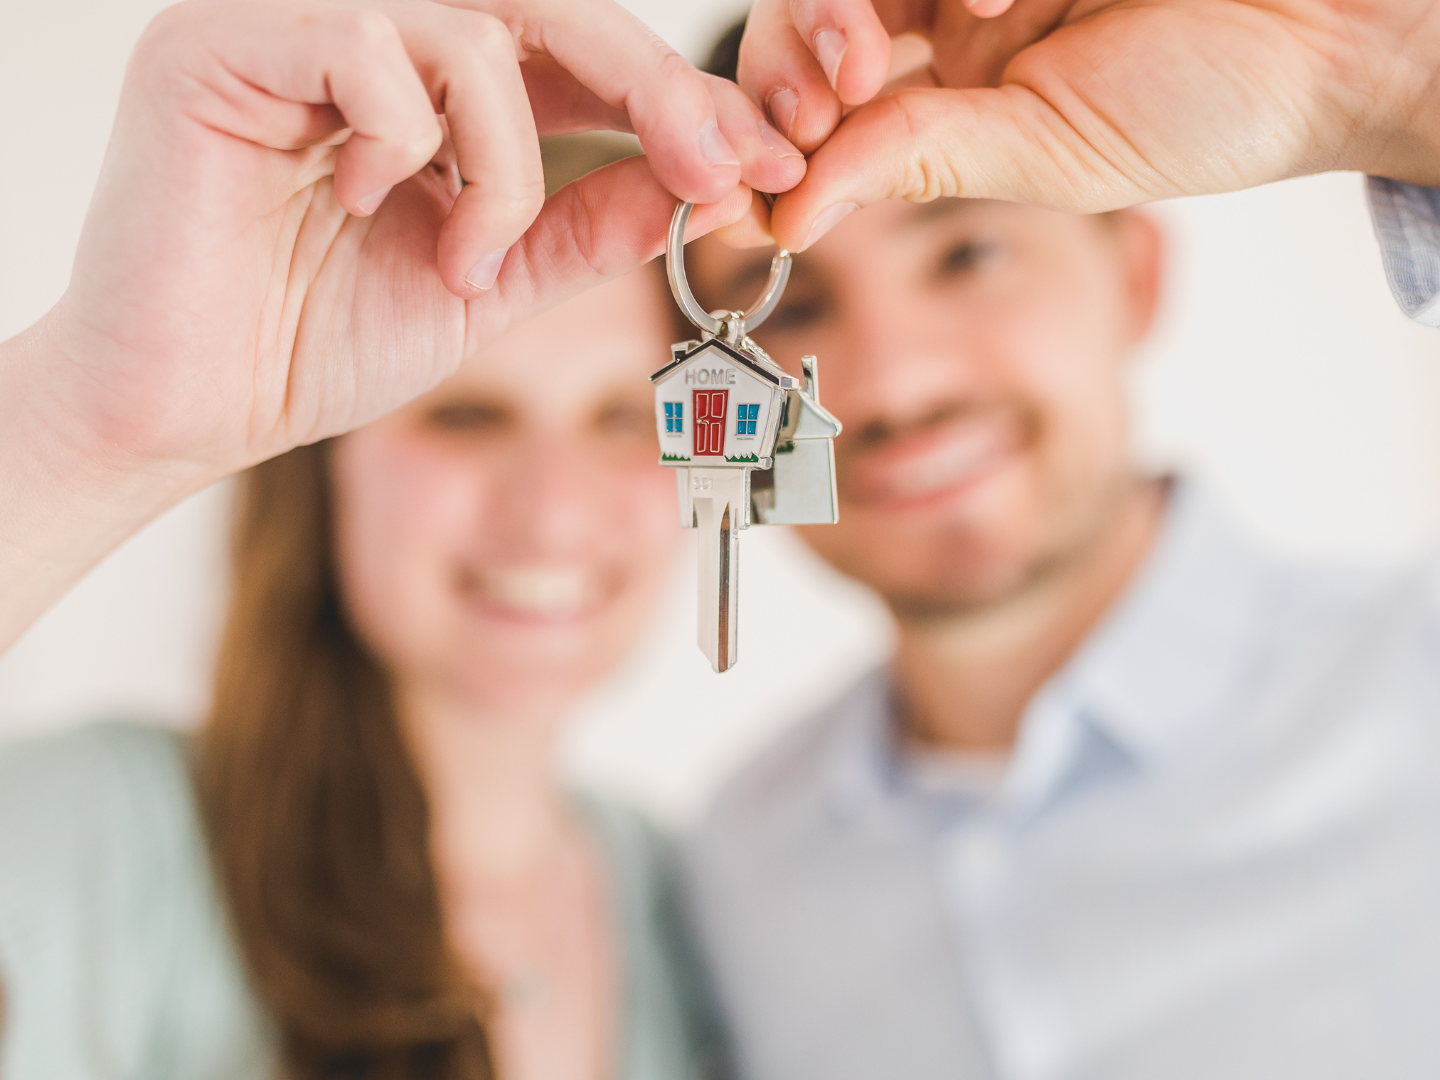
[
  {"xmin": 651, "ymin": 199, "xmax": 843, "ymax": 673},
  {"xmin": 651, "ymin": 313, "xmax": 842, "ymax": 672},
  {"xmin": 652, "ymin": 335, "xmax": 842, "ymax": 524}
]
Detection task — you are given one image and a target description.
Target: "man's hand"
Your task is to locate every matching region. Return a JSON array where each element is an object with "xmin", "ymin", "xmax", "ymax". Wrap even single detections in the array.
[
  {"xmin": 738, "ymin": 0, "xmax": 1440, "ymax": 250},
  {"xmin": 0, "ymin": 0, "xmax": 804, "ymax": 650}
]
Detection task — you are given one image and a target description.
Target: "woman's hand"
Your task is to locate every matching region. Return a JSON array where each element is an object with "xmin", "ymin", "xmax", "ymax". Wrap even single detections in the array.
[
  {"xmin": 736, "ymin": 0, "xmax": 1440, "ymax": 250},
  {"xmin": 0, "ymin": 0, "xmax": 800, "ymax": 650},
  {"xmin": 50, "ymin": 0, "xmax": 800, "ymax": 473}
]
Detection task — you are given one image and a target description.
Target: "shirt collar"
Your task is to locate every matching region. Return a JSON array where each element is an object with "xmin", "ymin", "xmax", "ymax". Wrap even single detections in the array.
[
  {"xmin": 1049, "ymin": 477, "xmax": 1278, "ymax": 766},
  {"xmin": 821, "ymin": 670, "xmax": 902, "ymax": 827},
  {"xmin": 822, "ymin": 478, "xmax": 1279, "ymax": 823}
]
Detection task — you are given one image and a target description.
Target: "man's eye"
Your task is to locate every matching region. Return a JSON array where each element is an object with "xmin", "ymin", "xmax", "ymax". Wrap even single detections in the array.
[
  {"xmin": 765, "ymin": 295, "xmax": 829, "ymax": 333},
  {"xmin": 938, "ymin": 240, "xmax": 993, "ymax": 276},
  {"xmin": 425, "ymin": 402, "xmax": 508, "ymax": 432}
]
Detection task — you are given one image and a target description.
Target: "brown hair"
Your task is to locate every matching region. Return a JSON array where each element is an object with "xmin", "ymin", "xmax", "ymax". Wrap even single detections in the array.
[
  {"xmin": 195, "ymin": 442, "xmax": 494, "ymax": 1080},
  {"xmin": 195, "ymin": 133, "xmax": 664, "ymax": 1079}
]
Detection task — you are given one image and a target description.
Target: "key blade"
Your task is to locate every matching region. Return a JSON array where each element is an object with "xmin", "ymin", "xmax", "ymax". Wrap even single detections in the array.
[
  {"xmin": 690, "ymin": 469, "xmax": 747, "ymax": 673},
  {"xmin": 715, "ymin": 504, "xmax": 735, "ymax": 672}
]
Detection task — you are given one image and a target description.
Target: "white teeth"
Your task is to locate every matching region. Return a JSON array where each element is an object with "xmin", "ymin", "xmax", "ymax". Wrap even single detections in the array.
[
  {"xmin": 887, "ymin": 425, "xmax": 1006, "ymax": 499},
  {"xmin": 478, "ymin": 566, "xmax": 597, "ymax": 618}
]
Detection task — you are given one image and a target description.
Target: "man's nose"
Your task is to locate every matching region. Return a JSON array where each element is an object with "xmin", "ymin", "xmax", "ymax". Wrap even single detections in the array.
[{"xmin": 828, "ymin": 290, "xmax": 973, "ymax": 429}]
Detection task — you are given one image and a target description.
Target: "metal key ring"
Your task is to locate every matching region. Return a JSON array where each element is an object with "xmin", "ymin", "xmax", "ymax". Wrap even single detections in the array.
[{"xmin": 666, "ymin": 200, "xmax": 791, "ymax": 339}]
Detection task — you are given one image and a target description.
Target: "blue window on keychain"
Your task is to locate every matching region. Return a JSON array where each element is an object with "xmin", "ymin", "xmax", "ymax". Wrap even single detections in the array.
[
  {"xmin": 664, "ymin": 401, "xmax": 684, "ymax": 433},
  {"xmin": 736, "ymin": 403, "xmax": 759, "ymax": 435}
]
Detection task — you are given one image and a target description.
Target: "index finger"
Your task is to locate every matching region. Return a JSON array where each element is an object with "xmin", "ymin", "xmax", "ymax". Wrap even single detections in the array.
[
  {"xmin": 465, "ymin": 156, "xmax": 755, "ymax": 352},
  {"xmin": 145, "ymin": 0, "xmax": 444, "ymax": 215},
  {"xmin": 384, "ymin": 2, "xmax": 547, "ymax": 295},
  {"xmin": 459, "ymin": 0, "xmax": 802, "ymax": 203},
  {"xmin": 738, "ymin": 0, "xmax": 896, "ymax": 157},
  {"xmin": 737, "ymin": 0, "xmax": 1024, "ymax": 152}
]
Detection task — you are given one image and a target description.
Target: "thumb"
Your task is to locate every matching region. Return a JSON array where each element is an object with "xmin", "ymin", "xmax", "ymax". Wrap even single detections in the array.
[
  {"xmin": 463, "ymin": 156, "xmax": 753, "ymax": 352},
  {"xmin": 768, "ymin": 86, "xmax": 1160, "ymax": 251}
]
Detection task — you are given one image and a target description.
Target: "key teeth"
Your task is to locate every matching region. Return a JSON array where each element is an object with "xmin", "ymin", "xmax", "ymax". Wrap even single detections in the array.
[
  {"xmin": 691, "ymin": 468, "xmax": 744, "ymax": 674},
  {"xmin": 717, "ymin": 505, "xmax": 731, "ymax": 672}
]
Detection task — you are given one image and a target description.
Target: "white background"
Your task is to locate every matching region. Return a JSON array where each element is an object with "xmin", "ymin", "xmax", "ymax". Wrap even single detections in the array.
[{"xmin": 4, "ymin": 0, "xmax": 1439, "ymax": 825}]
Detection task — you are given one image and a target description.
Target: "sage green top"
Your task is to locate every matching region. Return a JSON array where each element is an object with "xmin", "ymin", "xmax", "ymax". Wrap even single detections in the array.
[{"xmin": 0, "ymin": 722, "xmax": 725, "ymax": 1080}]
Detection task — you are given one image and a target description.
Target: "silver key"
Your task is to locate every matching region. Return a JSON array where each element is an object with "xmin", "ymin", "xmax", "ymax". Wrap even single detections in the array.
[{"xmin": 650, "ymin": 201, "xmax": 842, "ymax": 672}]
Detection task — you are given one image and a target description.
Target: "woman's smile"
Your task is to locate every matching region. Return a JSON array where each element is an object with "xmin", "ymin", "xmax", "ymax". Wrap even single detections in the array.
[{"xmin": 455, "ymin": 563, "xmax": 612, "ymax": 625}]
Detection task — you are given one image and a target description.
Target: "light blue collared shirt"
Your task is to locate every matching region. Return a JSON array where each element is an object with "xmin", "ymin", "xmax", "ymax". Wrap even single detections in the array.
[
  {"xmin": 685, "ymin": 482, "xmax": 1440, "ymax": 1080},
  {"xmin": 1368, "ymin": 177, "xmax": 1440, "ymax": 325}
]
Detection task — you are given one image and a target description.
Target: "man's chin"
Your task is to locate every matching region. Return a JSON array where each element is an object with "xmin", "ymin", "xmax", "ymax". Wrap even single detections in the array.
[
  {"xmin": 813, "ymin": 533, "xmax": 1041, "ymax": 619},
  {"xmin": 882, "ymin": 559, "xmax": 1043, "ymax": 620},
  {"xmin": 882, "ymin": 583, "xmax": 1022, "ymax": 621}
]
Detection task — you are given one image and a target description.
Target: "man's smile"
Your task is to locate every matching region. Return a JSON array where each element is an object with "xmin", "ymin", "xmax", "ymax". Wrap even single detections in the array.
[{"xmin": 839, "ymin": 408, "xmax": 1029, "ymax": 512}]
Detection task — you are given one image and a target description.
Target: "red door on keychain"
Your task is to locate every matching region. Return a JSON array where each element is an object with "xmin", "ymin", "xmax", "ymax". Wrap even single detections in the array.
[{"xmin": 693, "ymin": 389, "xmax": 728, "ymax": 457}]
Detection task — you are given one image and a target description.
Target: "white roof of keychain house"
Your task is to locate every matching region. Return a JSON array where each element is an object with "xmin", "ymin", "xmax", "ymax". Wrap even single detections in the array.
[
  {"xmin": 784, "ymin": 390, "xmax": 842, "ymax": 440},
  {"xmin": 649, "ymin": 336, "xmax": 799, "ymax": 388}
]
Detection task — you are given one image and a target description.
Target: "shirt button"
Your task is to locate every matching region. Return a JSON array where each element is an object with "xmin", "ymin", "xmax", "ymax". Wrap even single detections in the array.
[{"xmin": 949, "ymin": 824, "xmax": 1012, "ymax": 893}]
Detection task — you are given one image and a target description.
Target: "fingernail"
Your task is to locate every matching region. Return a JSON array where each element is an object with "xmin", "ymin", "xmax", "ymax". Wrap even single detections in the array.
[
  {"xmin": 699, "ymin": 121, "xmax": 741, "ymax": 168},
  {"xmin": 355, "ymin": 186, "xmax": 392, "ymax": 216},
  {"xmin": 465, "ymin": 248, "xmax": 507, "ymax": 291},
  {"xmin": 803, "ymin": 202, "xmax": 858, "ymax": 250},
  {"xmin": 758, "ymin": 119, "xmax": 803, "ymax": 160},
  {"xmin": 814, "ymin": 29, "xmax": 848, "ymax": 91},
  {"xmin": 767, "ymin": 88, "xmax": 800, "ymax": 140}
]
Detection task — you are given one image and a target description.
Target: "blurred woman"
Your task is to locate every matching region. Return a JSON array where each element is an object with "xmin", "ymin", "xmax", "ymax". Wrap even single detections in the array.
[{"xmin": 0, "ymin": 141, "xmax": 719, "ymax": 1080}]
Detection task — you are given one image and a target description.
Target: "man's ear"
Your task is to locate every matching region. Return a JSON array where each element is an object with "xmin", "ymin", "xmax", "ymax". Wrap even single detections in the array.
[{"xmin": 1112, "ymin": 209, "xmax": 1165, "ymax": 347}]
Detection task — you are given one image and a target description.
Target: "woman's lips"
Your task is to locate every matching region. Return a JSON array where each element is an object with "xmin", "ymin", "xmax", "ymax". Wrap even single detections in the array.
[
  {"xmin": 456, "ymin": 564, "xmax": 607, "ymax": 624},
  {"xmin": 841, "ymin": 414, "xmax": 1022, "ymax": 510}
]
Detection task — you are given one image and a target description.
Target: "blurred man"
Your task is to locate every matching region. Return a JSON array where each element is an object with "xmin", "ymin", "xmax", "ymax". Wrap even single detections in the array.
[{"xmin": 680, "ymin": 37, "xmax": 1440, "ymax": 1080}]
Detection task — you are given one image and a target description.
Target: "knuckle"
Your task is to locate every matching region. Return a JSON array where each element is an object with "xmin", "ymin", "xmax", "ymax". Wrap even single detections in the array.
[
  {"xmin": 467, "ymin": 9, "xmax": 514, "ymax": 50},
  {"xmin": 131, "ymin": 0, "xmax": 221, "ymax": 104},
  {"xmin": 654, "ymin": 47, "xmax": 713, "ymax": 117},
  {"xmin": 562, "ymin": 184, "xmax": 608, "ymax": 279},
  {"xmin": 517, "ymin": 180, "xmax": 547, "ymax": 221},
  {"xmin": 135, "ymin": 0, "xmax": 188, "ymax": 49},
  {"xmin": 656, "ymin": 45, "xmax": 697, "ymax": 84},
  {"xmin": 623, "ymin": 42, "xmax": 702, "ymax": 128},
  {"xmin": 133, "ymin": 0, "xmax": 210, "ymax": 67},
  {"xmin": 703, "ymin": 71, "xmax": 744, "ymax": 111},
  {"xmin": 439, "ymin": 8, "xmax": 516, "ymax": 65},
  {"xmin": 436, "ymin": 10, "xmax": 519, "ymax": 84},
  {"xmin": 878, "ymin": 92, "xmax": 962, "ymax": 201},
  {"xmin": 485, "ymin": 181, "xmax": 547, "ymax": 229},
  {"xmin": 333, "ymin": 7, "xmax": 401, "ymax": 54},
  {"xmin": 400, "ymin": 121, "xmax": 445, "ymax": 165}
]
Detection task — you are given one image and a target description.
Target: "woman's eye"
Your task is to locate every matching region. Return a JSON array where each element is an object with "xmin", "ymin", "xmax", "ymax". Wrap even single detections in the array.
[
  {"xmin": 424, "ymin": 401, "xmax": 508, "ymax": 432},
  {"xmin": 594, "ymin": 402, "xmax": 653, "ymax": 439},
  {"xmin": 938, "ymin": 240, "xmax": 994, "ymax": 276}
]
